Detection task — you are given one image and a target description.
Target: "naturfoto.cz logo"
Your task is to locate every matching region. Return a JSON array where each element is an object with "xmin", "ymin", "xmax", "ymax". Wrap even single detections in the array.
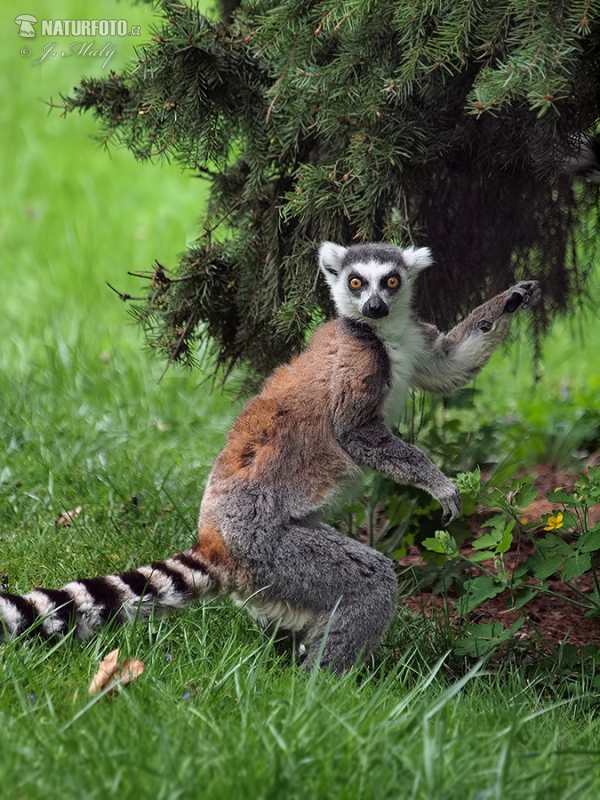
[
  {"xmin": 16, "ymin": 14, "xmax": 142, "ymax": 69},
  {"xmin": 15, "ymin": 15, "xmax": 141, "ymax": 38}
]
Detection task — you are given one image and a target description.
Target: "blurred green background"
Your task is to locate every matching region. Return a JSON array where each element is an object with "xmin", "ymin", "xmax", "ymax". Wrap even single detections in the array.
[
  {"xmin": 1, "ymin": 0, "xmax": 213, "ymax": 370},
  {"xmin": 0, "ymin": 0, "xmax": 238, "ymax": 583}
]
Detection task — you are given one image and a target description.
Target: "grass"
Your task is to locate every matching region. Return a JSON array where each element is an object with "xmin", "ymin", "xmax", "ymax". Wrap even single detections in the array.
[
  {"xmin": 2, "ymin": 1, "xmax": 600, "ymax": 798},
  {"xmin": 3, "ymin": 634, "xmax": 600, "ymax": 799}
]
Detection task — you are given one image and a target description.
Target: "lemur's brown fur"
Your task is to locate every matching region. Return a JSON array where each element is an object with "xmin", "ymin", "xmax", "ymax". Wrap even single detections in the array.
[{"xmin": 0, "ymin": 242, "xmax": 540, "ymax": 673}]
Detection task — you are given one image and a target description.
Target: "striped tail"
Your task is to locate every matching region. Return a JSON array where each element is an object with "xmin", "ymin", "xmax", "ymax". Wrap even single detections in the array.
[{"xmin": 0, "ymin": 548, "xmax": 221, "ymax": 641}]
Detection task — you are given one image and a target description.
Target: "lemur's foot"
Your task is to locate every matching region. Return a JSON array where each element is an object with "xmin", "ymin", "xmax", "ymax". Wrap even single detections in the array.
[{"xmin": 504, "ymin": 280, "xmax": 541, "ymax": 313}]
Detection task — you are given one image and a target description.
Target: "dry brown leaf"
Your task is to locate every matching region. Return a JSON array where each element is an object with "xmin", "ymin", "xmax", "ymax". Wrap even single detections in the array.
[
  {"xmin": 56, "ymin": 505, "xmax": 83, "ymax": 528},
  {"xmin": 88, "ymin": 649, "xmax": 146, "ymax": 696},
  {"xmin": 120, "ymin": 658, "xmax": 146, "ymax": 686},
  {"xmin": 88, "ymin": 648, "xmax": 120, "ymax": 695}
]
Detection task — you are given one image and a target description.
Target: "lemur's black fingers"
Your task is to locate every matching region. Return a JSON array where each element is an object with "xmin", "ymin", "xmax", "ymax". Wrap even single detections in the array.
[
  {"xmin": 504, "ymin": 280, "xmax": 541, "ymax": 313},
  {"xmin": 439, "ymin": 486, "xmax": 461, "ymax": 527},
  {"xmin": 520, "ymin": 280, "xmax": 541, "ymax": 309}
]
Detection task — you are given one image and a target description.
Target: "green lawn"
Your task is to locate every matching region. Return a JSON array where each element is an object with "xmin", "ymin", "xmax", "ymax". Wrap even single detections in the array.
[{"xmin": 1, "ymin": 1, "xmax": 600, "ymax": 798}]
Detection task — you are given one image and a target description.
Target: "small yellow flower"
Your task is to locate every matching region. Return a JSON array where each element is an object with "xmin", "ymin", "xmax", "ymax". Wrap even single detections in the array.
[{"xmin": 544, "ymin": 511, "xmax": 564, "ymax": 531}]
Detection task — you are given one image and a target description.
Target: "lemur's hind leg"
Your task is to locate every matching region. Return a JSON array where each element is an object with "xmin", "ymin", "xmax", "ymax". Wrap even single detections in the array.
[{"xmin": 243, "ymin": 523, "xmax": 398, "ymax": 674}]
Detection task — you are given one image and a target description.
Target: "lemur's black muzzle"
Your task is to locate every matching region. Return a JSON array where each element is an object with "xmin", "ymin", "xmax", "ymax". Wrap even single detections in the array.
[{"xmin": 362, "ymin": 298, "xmax": 389, "ymax": 319}]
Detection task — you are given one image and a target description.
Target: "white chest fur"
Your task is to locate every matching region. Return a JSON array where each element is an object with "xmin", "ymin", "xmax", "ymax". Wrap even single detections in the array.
[{"xmin": 376, "ymin": 316, "xmax": 426, "ymax": 426}]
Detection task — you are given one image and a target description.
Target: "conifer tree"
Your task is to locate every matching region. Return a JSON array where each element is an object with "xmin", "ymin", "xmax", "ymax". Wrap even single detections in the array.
[{"xmin": 63, "ymin": 0, "xmax": 600, "ymax": 376}]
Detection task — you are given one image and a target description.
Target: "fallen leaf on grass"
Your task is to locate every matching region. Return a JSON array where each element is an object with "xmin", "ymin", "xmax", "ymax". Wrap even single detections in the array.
[
  {"xmin": 88, "ymin": 648, "xmax": 146, "ymax": 696},
  {"xmin": 56, "ymin": 506, "xmax": 83, "ymax": 528},
  {"xmin": 88, "ymin": 648, "xmax": 120, "ymax": 694},
  {"xmin": 119, "ymin": 658, "xmax": 146, "ymax": 687}
]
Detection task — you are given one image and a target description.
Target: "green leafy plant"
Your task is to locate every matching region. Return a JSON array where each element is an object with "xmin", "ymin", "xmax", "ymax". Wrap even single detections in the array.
[
  {"xmin": 453, "ymin": 618, "xmax": 526, "ymax": 658},
  {"xmin": 422, "ymin": 465, "xmax": 600, "ymax": 657}
]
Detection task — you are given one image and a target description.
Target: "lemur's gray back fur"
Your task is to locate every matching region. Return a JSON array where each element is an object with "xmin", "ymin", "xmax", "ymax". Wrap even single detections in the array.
[{"xmin": 0, "ymin": 242, "xmax": 540, "ymax": 673}]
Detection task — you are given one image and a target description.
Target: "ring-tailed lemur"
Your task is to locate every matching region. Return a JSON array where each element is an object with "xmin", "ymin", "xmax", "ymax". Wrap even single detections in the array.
[{"xmin": 0, "ymin": 242, "xmax": 540, "ymax": 672}]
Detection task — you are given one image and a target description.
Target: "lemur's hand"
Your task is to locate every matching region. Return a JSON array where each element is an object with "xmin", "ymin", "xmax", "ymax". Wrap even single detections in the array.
[
  {"xmin": 503, "ymin": 280, "xmax": 541, "ymax": 314},
  {"xmin": 437, "ymin": 480, "xmax": 462, "ymax": 526}
]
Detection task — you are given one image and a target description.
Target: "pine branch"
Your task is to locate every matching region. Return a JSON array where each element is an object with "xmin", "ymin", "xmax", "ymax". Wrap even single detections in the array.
[{"xmin": 61, "ymin": 0, "xmax": 600, "ymax": 376}]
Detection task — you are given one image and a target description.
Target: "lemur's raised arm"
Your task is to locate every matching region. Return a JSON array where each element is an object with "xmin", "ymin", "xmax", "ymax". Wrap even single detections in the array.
[{"xmin": 411, "ymin": 281, "xmax": 541, "ymax": 395}]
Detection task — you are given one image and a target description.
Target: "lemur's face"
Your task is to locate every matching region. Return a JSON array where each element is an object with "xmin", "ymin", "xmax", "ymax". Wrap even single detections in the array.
[{"xmin": 319, "ymin": 242, "xmax": 432, "ymax": 323}]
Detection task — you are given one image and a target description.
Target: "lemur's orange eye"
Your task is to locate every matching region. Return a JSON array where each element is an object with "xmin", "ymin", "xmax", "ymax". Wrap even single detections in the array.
[
  {"xmin": 387, "ymin": 276, "xmax": 399, "ymax": 289},
  {"xmin": 349, "ymin": 277, "xmax": 362, "ymax": 290}
]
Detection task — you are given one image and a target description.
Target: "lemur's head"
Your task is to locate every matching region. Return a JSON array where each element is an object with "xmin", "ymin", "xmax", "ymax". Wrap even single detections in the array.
[{"xmin": 318, "ymin": 242, "xmax": 432, "ymax": 323}]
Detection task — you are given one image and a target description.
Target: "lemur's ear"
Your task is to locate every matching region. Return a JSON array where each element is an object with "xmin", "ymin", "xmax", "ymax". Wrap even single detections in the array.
[
  {"xmin": 318, "ymin": 242, "xmax": 347, "ymax": 277},
  {"xmin": 402, "ymin": 246, "xmax": 433, "ymax": 273}
]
